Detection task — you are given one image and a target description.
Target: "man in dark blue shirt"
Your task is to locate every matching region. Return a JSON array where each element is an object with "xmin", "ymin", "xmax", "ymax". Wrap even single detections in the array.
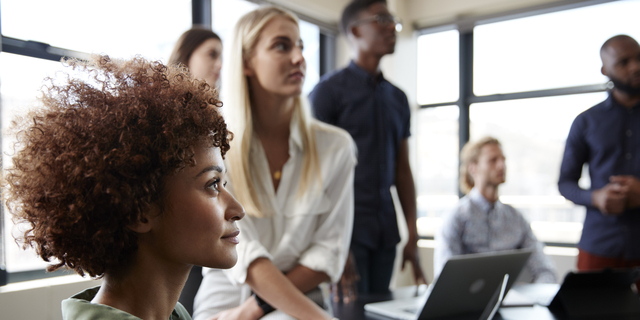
[
  {"xmin": 309, "ymin": 0, "xmax": 426, "ymax": 297},
  {"xmin": 559, "ymin": 35, "xmax": 640, "ymax": 271}
]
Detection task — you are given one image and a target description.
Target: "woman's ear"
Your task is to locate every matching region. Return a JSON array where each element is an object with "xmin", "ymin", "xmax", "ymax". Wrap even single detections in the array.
[
  {"xmin": 128, "ymin": 204, "xmax": 160, "ymax": 234},
  {"xmin": 243, "ymin": 58, "xmax": 254, "ymax": 77}
]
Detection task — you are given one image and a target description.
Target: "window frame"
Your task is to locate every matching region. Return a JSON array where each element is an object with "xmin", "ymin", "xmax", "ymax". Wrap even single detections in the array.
[
  {"xmin": 0, "ymin": 0, "xmax": 333, "ymax": 286},
  {"xmin": 415, "ymin": 0, "xmax": 625, "ymax": 244}
]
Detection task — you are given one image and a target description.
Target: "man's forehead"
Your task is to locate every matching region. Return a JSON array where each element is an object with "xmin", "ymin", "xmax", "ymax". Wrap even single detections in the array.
[
  {"xmin": 480, "ymin": 144, "xmax": 503, "ymax": 156},
  {"xmin": 603, "ymin": 38, "xmax": 640, "ymax": 58},
  {"xmin": 363, "ymin": 2, "xmax": 389, "ymax": 15}
]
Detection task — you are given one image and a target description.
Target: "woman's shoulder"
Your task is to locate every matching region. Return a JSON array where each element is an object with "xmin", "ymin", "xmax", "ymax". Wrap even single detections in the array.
[
  {"xmin": 310, "ymin": 119, "xmax": 354, "ymax": 149},
  {"xmin": 310, "ymin": 119, "xmax": 357, "ymax": 160}
]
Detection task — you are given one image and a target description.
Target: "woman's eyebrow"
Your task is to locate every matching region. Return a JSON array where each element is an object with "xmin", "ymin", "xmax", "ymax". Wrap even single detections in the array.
[
  {"xmin": 271, "ymin": 36, "xmax": 292, "ymax": 43},
  {"xmin": 194, "ymin": 165, "xmax": 225, "ymax": 178}
]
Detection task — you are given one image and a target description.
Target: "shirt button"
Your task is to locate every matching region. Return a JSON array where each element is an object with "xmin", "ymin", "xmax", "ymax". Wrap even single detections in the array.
[
  {"xmin": 627, "ymin": 153, "xmax": 633, "ymax": 160},
  {"xmin": 627, "ymin": 130, "xmax": 633, "ymax": 137}
]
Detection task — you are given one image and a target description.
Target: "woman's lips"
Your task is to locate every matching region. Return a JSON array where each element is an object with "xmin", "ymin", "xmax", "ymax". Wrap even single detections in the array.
[
  {"xmin": 289, "ymin": 71, "xmax": 304, "ymax": 80},
  {"xmin": 222, "ymin": 230, "xmax": 240, "ymax": 244}
]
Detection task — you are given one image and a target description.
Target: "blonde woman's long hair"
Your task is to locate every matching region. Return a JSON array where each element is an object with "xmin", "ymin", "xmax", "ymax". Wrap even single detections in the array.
[{"xmin": 224, "ymin": 6, "xmax": 320, "ymax": 218}]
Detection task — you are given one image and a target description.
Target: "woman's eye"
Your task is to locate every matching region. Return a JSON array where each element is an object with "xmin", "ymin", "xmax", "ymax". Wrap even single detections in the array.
[
  {"xmin": 275, "ymin": 43, "xmax": 289, "ymax": 51},
  {"xmin": 207, "ymin": 178, "xmax": 221, "ymax": 192},
  {"xmin": 209, "ymin": 51, "xmax": 219, "ymax": 59}
]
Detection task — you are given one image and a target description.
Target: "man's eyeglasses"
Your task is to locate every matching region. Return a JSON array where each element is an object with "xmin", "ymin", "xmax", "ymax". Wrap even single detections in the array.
[{"xmin": 351, "ymin": 14, "xmax": 403, "ymax": 32}]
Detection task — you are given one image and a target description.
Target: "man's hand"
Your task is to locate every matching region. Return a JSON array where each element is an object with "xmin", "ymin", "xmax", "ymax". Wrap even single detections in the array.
[
  {"xmin": 208, "ymin": 295, "xmax": 263, "ymax": 320},
  {"xmin": 592, "ymin": 182, "xmax": 628, "ymax": 215},
  {"xmin": 331, "ymin": 251, "xmax": 359, "ymax": 304},
  {"xmin": 402, "ymin": 239, "xmax": 428, "ymax": 286},
  {"xmin": 610, "ymin": 175, "xmax": 640, "ymax": 208}
]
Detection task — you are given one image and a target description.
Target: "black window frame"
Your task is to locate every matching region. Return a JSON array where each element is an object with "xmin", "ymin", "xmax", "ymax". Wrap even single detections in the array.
[
  {"xmin": 417, "ymin": 0, "xmax": 618, "ymax": 193},
  {"xmin": 0, "ymin": 0, "xmax": 334, "ymax": 286},
  {"xmin": 415, "ymin": 0, "xmax": 624, "ymax": 246}
]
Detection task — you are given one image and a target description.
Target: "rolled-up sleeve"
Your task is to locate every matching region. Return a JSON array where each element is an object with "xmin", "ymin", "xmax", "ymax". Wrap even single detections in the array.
[
  {"xmin": 558, "ymin": 114, "xmax": 592, "ymax": 206},
  {"xmin": 298, "ymin": 139, "xmax": 357, "ymax": 283}
]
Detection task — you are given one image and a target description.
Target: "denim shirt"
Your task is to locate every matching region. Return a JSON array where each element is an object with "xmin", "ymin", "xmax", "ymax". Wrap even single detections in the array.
[
  {"xmin": 309, "ymin": 61, "xmax": 411, "ymax": 249},
  {"xmin": 558, "ymin": 94, "xmax": 640, "ymax": 259}
]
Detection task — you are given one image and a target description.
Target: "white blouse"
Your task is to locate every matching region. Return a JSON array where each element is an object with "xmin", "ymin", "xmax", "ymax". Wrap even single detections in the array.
[{"xmin": 194, "ymin": 119, "xmax": 356, "ymax": 319}]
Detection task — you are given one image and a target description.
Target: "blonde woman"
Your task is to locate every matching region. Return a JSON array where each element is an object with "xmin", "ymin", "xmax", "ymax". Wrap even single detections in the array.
[{"xmin": 193, "ymin": 6, "xmax": 356, "ymax": 320}]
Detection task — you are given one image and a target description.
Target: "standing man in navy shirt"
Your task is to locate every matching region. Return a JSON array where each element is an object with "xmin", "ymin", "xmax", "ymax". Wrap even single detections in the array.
[
  {"xmin": 559, "ymin": 35, "xmax": 640, "ymax": 271},
  {"xmin": 309, "ymin": 0, "xmax": 426, "ymax": 296}
]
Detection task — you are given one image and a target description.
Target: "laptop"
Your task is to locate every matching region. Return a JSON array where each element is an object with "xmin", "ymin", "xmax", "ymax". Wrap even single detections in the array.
[{"xmin": 364, "ymin": 249, "xmax": 533, "ymax": 320}]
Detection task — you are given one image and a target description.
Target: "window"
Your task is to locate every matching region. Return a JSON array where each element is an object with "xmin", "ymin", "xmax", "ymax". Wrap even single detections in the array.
[
  {"xmin": 1, "ymin": 0, "xmax": 191, "ymax": 62},
  {"xmin": 1, "ymin": 0, "xmax": 328, "ymax": 282},
  {"xmin": 474, "ymin": 0, "xmax": 640, "ymax": 96},
  {"xmin": 415, "ymin": 0, "xmax": 640, "ymax": 244},
  {"xmin": 413, "ymin": 106, "xmax": 459, "ymax": 236},
  {"xmin": 1, "ymin": 53, "xmax": 72, "ymax": 272},
  {"xmin": 416, "ymin": 30, "xmax": 459, "ymax": 105},
  {"xmin": 0, "ymin": 0, "xmax": 192, "ymax": 281},
  {"xmin": 470, "ymin": 92, "xmax": 607, "ymax": 243}
]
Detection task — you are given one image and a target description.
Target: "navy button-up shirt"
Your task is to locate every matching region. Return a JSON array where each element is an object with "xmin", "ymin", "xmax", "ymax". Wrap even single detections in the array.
[
  {"xmin": 309, "ymin": 61, "xmax": 411, "ymax": 249},
  {"xmin": 558, "ymin": 94, "xmax": 640, "ymax": 259}
]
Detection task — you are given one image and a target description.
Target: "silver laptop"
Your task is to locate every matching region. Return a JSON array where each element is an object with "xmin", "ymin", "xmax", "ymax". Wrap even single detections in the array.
[{"xmin": 364, "ymin": 249, "xmax": 533, "ymax": 320}]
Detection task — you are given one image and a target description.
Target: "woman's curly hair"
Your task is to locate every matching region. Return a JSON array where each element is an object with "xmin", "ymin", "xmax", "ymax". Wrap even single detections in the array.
[{"xmin": 3, "ymin": 55, "xmax": 230, "ymax": 278}]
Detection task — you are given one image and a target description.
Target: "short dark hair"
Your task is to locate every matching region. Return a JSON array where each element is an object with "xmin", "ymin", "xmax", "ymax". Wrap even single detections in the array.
[
  {"xmin": 168, "ymin": 26, "xmax": 221, "ymax": 67},
  {"xmin": 3, "ymin": 55, "xmax": 230, "ymax": 278},
  {"xmin": 600, "ymin": 34, "xmax": 637, "ymax": 55},
  {"xmin": 340, "ymin": 0, "xmax": 386, "ymax": 35}
]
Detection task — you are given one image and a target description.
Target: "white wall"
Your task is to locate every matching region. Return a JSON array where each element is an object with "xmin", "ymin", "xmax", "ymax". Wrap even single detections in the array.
[{"xmin": 0, "ymin": 275, "xmax": 101, "ymax": 320}]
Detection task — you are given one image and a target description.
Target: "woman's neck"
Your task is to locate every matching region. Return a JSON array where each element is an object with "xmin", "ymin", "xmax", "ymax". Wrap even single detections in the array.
[
  {"xmin": 91, "ymin": 252, "xmax": 190, "ymax": 320},
  {"xmin": 250, "ymin": 83, "xmax": 296, "ymax": 141}
]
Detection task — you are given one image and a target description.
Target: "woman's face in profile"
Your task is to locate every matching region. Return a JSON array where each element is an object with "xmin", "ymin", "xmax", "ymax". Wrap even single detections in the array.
[
  {"xmin": 188, "ymin": 38, "xmax": 223, "ymax": 87},
  {"xmin": 150, "ymin": 143, "xmax": 244, "ymax": 269},
  {"xmin": 244, "ymin": 16, "xmax": 306, "ymax": 98}
]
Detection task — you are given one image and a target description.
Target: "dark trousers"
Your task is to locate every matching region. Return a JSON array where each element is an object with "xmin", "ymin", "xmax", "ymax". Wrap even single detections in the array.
[{"xmin": 351, "ymin": 242, "xmax": 396, "ymax": 294}]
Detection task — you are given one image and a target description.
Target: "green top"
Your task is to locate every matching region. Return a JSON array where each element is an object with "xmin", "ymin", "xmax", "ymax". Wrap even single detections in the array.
[{"xmin": 61, "ymin": 286, "xmax": 191, "ymax": 320}]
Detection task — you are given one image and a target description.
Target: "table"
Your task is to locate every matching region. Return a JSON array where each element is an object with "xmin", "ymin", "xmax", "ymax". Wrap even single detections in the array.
[{"xmin": 331, "ymin": 284, "xmax": 640, "ymax": 320}]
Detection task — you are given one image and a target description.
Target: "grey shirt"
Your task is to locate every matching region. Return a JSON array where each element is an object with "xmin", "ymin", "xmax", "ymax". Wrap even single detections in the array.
[{"xmin": 435, "ymin": 188, "xmax": 557, "ymax": 283}]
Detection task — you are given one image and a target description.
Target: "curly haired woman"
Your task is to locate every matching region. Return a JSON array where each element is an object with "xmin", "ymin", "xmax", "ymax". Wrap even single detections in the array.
[{"xmin": 3, "ymin": 55, "xmax": 245, "ymax": 320}]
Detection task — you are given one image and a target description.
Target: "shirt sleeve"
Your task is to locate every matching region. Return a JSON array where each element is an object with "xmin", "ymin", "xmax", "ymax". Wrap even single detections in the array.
[
  {"xmin": 434, "ymin": 207, "xmax": 465, "ymax": 279},
  {"xmin": 558, "ymin": 114, "xmax": 593, "ymax": 206},
  {"xmin": 297, "ymin": 138, "xmax": 357, "ymax": 283},
  {"xmin": 401, "ymin": 92, "xmax": 411, "ymax": 139},
  {"xmin": 516, "ymin": 213, "xmax": 558, "ymax": 283},
  {"xmin": 308, "ymin": 80, "xmax": 338, "ymax": 126}
]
